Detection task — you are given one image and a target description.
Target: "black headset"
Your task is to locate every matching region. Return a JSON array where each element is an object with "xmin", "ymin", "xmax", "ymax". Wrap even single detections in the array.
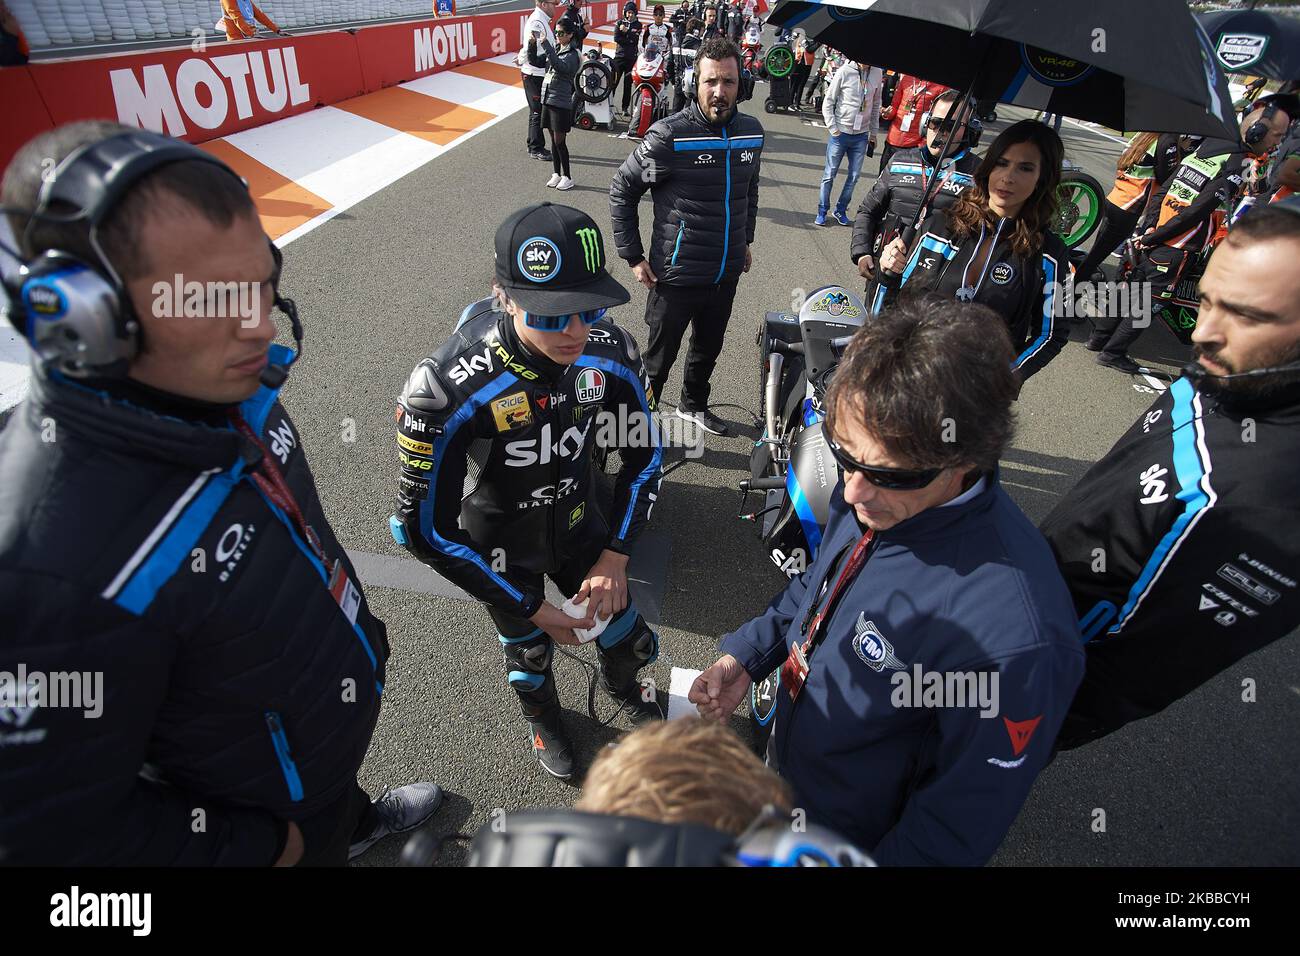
[
  {"xmin": 1, "ymin": 129, "xmax": 299, "ymax": 382},
  {"xmin": 1243, "ymin": 97, "xmax": 1281, "ymax": 148}
]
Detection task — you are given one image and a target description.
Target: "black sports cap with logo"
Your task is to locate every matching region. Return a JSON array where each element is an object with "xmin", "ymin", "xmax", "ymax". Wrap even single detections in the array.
[{"xmin": 494, "ymin": 203, "xmax": 631, "ymax": 316}]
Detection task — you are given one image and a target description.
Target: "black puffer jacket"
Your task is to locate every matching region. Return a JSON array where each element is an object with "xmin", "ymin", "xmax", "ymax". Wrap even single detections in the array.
[
  {"xmin": 0, "ymin": 346, "xmax": 388, "ymax": 865},
  {"xmin": 850, "ymin": 144, "xmax": 981, "ymax": 266},
  {"xmin": 609, "ymin": 98, "xmax": 765, "ymax": 286},
  {"xmin": 528, "ymin": 37, "xmax": 581, "ymax": 111}
]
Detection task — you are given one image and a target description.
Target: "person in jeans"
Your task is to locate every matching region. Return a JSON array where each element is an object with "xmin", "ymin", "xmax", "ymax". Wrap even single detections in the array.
[
  {"xmin": 609, "ymin": 37, "xmax": 764, "ymax": 437},
  {"xmin": 519, "ymin": 0, "xmax": 558, "ymax": 162},
  {"xmin": 528, "ymin": 16, "xmax": 582, "ymax": 189},
  {"xmin": 817, "ymin": 59, "xmax": 883, "ymax": 226}
]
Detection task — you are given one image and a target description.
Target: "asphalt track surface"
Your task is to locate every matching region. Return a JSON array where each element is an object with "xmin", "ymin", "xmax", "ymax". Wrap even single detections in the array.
[{"xmin": 251, "ymin": 69, "xmax": 1298, "ymax": 865}]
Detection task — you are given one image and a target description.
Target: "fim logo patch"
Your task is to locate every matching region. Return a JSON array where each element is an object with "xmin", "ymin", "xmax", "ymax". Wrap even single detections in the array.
[
  {"xmin": 852, "ymin": 614, "xmax": 905, "ymax": 672},
  {"xmin": 518, "ymin": 236, "xmax": 562, "ymax": 283},
  {"xmin": 575, "ymin": 226, "xmax": 602, "ymax": 274},
  {"xmin": 491, "ymin": 391, "xmax": 533, "ymax": 433},
  {"xmin": 575, "ymin": 367, "xmax": 606, "ymax": 404}
]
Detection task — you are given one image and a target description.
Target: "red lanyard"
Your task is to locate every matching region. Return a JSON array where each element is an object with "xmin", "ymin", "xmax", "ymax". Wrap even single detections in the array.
[
  {"xmin": 802, "ymin": 528, "xmax": 874, "ymax": 654},
  {"xmin": 229, "ymin": 410, "xmax": 328, "ymax": 567}
]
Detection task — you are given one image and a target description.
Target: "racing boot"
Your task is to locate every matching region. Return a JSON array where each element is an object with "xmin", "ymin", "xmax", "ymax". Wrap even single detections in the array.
[
  {"xmin": 595, "ymin": 610, "xmax": 664, "ymax": 722},
  {"xmin": 502, "ymin": 632, "xmax": 575, "ymax": 780}
]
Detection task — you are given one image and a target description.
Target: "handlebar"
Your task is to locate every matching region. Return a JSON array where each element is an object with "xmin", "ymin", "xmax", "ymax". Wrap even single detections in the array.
[{"xmin": 769, "ymin": 336, "xmax": 852, "ymax": 356}]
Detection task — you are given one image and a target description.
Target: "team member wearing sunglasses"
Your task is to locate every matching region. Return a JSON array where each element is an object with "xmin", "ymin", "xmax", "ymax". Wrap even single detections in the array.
[
  {"xmin": 691, "ymin": 296, "xmax": 1083, "ymax": 865},
  {"xmin": 389, "ymin": 204, "xmax": 664, "ymax": 780},
  {"xmin": 850, "ymin": 90, "xmax": 980, "ymax": 280}
]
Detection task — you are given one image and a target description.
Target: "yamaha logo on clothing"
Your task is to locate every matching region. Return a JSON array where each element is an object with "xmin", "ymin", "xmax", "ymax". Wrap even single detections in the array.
[
  {"xmin": 575, "ymin": 368, "xmax": 606, "ymax": 404},
  {"xmin": 852, "ymin": 614, "xmax": 905, "ymax": 672},
  {"xmin": 990, "ymin": 262, "xmax": 1015, "ymax": 285},
  {"xmin": 517, "ymin": 236, "xmax": 562, "ymax": 283}
]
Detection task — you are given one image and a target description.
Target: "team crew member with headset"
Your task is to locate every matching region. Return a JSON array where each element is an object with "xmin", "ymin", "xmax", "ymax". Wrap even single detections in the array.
[
  {"xmin": 1088, "ymin": 97, "xmax": 1293, "ymax": 374},
  {"xmin": 850, "ymin": 89, "xmax": 980, "ymax": 280},
  {"xmin": 1044, "ymin": 198, "xmax": 1300, "ymax": 749},
  {"xmin": 0, "ymin": 122, "xmax": 442, "ymax": 865},
  {"xmin": 389, "ymin": 204, "xmax": 664, "ymax": 781},
  {"xmin": 1072, "ymin": 132, "xmax": 1199, "ymax": 284},
  {"xmin": 875, "ymin": 120, "xmax": 1072, "ymax": 385}
]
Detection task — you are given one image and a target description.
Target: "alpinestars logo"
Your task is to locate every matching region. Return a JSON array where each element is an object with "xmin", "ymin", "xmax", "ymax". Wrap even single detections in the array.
[{"xmin": 576, "ymin": 227, "xmax": 602, "ymax": 274}]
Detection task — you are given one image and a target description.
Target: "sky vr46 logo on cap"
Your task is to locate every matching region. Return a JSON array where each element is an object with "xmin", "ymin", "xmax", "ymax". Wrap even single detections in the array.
[
  {"xmin": 518, "ymin": 236, "xmax": 562, "ymax": 283},
  {"xmin": 575, "ymin": 227, "xmax": 601, "ymax": 274}
]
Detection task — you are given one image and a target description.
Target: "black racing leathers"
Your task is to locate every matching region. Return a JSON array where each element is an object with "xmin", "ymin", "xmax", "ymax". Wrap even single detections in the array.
[
  {"xmin": 850, "ymin": 144, "xmax": 981, "ymax": 266},
  {"xmin": 873, "ymin": 209, "xmax": 1073, "ymax": 382},
  {"xmin": 0, "ymin": 348, "xmax": 388, "ymax": 865},
  {"xmin": 1041, "ymin": 378, "xmax": 1300, "ymax": 746},
  {"xmin": 390, "ymin": 302, "xmax": 663, "ymax": 620}
]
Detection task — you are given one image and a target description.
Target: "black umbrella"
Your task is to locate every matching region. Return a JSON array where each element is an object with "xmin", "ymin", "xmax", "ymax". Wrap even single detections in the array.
[
  {"xmin": 768, "ymin": 0, "xmax": 1239, "ymax": 139},
  {"xmin": 1196, "ymin": 9, "xmax": 1300, "ymax": 81}
]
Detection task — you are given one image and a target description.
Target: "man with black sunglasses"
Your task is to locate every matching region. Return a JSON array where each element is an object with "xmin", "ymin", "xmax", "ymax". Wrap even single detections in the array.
[
  {"xmin": 691, "ymin": 296, "xmax": 1083, "ymax": 865},
  {"xmin": 389, "ymin": 204, "xmax": 665, "ymax": 780},
  {"xmin": 851, "ymin": 89, "xmax": 980, "ymax": 281}
]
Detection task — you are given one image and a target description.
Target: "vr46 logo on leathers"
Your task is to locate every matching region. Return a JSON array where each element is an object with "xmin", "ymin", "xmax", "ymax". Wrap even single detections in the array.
[{"xmin": 504, "ymin": 421, "xmax": 593, "ymax": 467}]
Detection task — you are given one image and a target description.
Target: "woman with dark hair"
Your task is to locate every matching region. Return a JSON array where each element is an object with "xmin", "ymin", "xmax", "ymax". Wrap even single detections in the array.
[
  {"xmin": 1073, "ymin": 131, "xmax": 1199, "ymax": 282},
  {"xmin": 874, "ymin": 119, "xmax": 1073, "ymax": 383},
  {"xmin": 528, "ymin": 17, "xmax": 583, "ymax": 189}
]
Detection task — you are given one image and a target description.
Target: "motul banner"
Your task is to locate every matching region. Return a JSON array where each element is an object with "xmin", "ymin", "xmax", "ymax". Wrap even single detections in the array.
[
  {"xmin": 24, "ymin": 31, "xmax": 365, "ymax": 148},
  {"xmin": 0, "ymin": 3, "xmax": 617, "ymax": 170}
]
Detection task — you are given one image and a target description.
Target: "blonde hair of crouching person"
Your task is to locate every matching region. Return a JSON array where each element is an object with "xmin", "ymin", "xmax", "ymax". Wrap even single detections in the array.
[{"xmin": 576, "ymin": 719, "xmax": 791, "ymax": 835}]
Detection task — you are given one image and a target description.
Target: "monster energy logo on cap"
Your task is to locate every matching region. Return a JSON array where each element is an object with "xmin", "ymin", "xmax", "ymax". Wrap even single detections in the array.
[{"xmin": 576, "ymin": 227, "xmax": 602, "ymax": 274}]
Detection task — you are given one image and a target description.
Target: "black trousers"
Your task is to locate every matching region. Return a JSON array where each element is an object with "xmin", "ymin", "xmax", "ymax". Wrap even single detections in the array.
[
  {"xmin": 1075, "ymin": 200, "xmax": 1140, "ymax": 281},
  {"xmin": 789, "ymin": 62, "xmax": 811, "ymax": 106},
  {"xmin": 1088, "ymin": 245, "xmax": 1188, "ymax": 360},
  {"xmin": 523, "ymin": 73, "xmax": 545, "ymax": 154},
  {"xmin": 294, "ymin": 780, "xmax": 378, "ymax": 867},
  {"xmin": 877, "ymin": 140, "xmax": 899, "ymax": 176},
  {"xmin": 643, "ymin": 278, "xmax": 740, "ymax": 412}
]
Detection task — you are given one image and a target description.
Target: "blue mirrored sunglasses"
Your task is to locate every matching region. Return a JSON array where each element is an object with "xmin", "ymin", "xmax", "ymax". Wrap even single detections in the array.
[{"xmin": 523, "ymin": 308, "xmax": 607, "ymax": 331}]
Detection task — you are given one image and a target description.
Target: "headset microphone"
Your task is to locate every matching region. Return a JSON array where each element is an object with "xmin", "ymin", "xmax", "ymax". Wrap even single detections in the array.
[{"xmin": 1182, "ymin": 359, "xmax": 1300, "ymax": 383}]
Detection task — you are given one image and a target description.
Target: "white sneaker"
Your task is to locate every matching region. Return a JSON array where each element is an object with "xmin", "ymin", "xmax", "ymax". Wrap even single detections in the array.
[
  {"xmin": 556, "ymin": 176, "xmax": 574, "ymax": 191},
  {"xmin": 546, "ymin": 172, "xmax": 561, "ymax": 188}
]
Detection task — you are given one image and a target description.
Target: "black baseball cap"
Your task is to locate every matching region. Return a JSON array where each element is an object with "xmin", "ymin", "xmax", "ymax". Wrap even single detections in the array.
[{"xmin": 494, "ymin": 203, "xmax": 631, "ymax": 315}]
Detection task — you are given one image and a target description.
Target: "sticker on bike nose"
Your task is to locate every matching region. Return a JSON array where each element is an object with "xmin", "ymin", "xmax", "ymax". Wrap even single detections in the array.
[
  {"xmin": 518, "ymin": 237, "xmax": 562, "ymax": 283},
  {"xmin": 990, "ymin": 262, "xmax": 1015, "ymax": 285}
]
